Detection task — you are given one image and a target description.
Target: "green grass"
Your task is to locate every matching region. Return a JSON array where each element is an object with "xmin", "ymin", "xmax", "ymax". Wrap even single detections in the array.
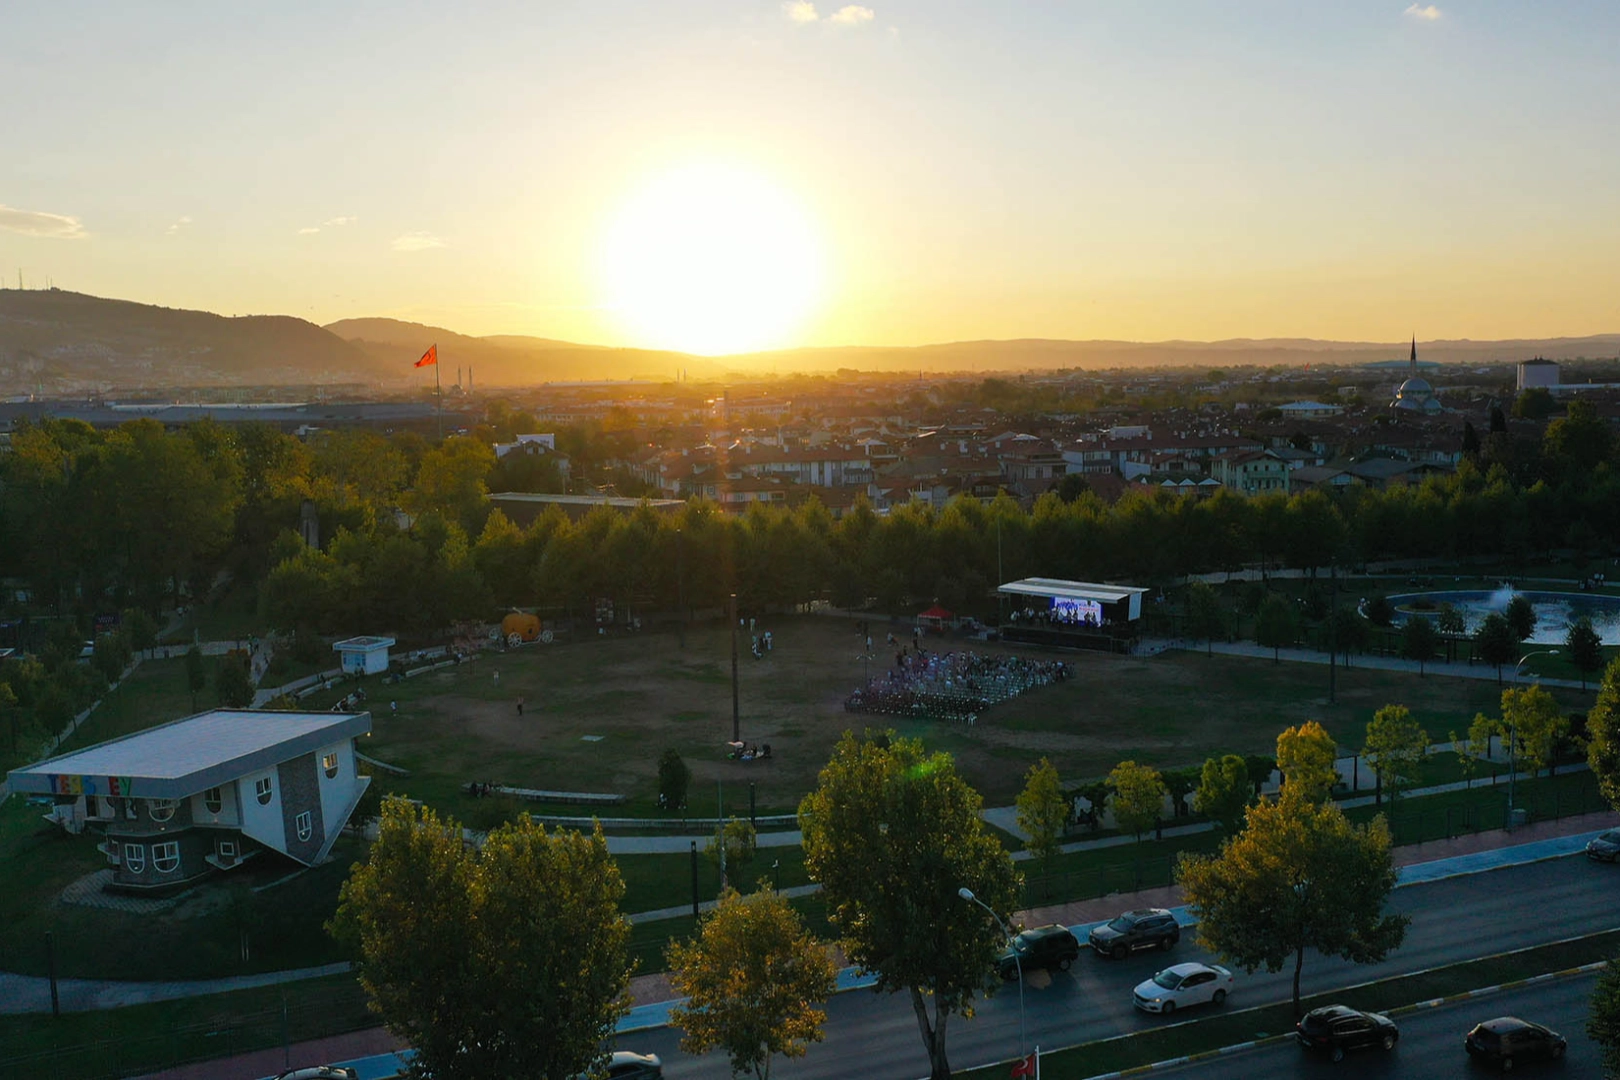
[
  {"xmin": 0, "ymin": 796, "xmax": 358, "ymax": 980},
  {"xmin": 0, "ymin": 972, "xmax": 372, "ymax": 1080},
  {"xmin": 959, "ymin": 928, "xmax": 1620, "ymax": 1079}
]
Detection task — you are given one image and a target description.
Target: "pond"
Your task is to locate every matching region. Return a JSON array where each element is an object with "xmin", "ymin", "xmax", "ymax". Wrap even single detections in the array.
[{"xmin": 1386, "ymin": 586, "xmax": 1620, "ymax": 645}]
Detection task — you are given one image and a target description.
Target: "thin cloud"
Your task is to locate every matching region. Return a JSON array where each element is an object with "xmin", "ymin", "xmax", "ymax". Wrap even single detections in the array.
[
  {"xmin": 1404, "ymin": 4, "xmax": 1441, "ymax": 20},
  {"xmin": 783, "ymin": 2, "xmax": 819, "ymax": 23},
  {"xmin": 165, "ymin": 215, "xmax": 193, "ymax": 236},
  {"xmin": 828, "ymin": 5, "xmax": 875, "ymax": 26},
  {"xmin": 392, "ymin": 231, "xmax": 446, "ymax": 252},
  {"xmin": 0, "ymin": 204, "xmax": 86, "ymax": 239},
  {"xmin": 298, "ymin": 227, "xmax": 322, "ymax": 235},
  {"xmin": 324, "ymin": 215, "xmax": 356, "ymax": 227}
]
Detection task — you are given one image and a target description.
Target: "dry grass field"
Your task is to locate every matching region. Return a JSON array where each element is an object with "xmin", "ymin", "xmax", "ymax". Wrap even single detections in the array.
[{"xmin": 325, "ymin": 613, "xmax": 1593, "ymax": 816}]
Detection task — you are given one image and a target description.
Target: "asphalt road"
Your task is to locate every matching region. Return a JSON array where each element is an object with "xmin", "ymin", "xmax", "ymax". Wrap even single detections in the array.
[
  {"xmin": 618, "ymin": 857, "xmax": 1620, "ymax": 1079},
  {"xmin": 1141, "ymin": 969, "xmax": 1603, "ymax": 1080}
]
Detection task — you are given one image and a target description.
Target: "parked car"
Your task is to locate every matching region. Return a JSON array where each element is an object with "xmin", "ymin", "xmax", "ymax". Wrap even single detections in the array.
[
  {"xmin": 1088, "ymin": 908, "xmax": 1180, "ymax": 959},
  {"xmin": 1465, "ymin": 1017, "xmax": 1566, "ymax": 1070},
  {"xmin": 273, "ymin": 1068, "xmax": 359, "ymax": 1080},
  {"xmin": 997, "ymin": 924, "xmax": 1081, "ymax": 979},
  {"xmin": 1586, "ymin": 829, "xmax": 1620, "ymax": 862},
  {"xmin": 1295, "ymin": 1004, "xmax": 1400, "ymax": 1061},
  {"xmin": 602, "ymin": 1051, "xmax": 663, "ymax": 1079},
  {"xmin": 1132, "ymin": 961, "xmax": 1233, "ymax": 1014}
]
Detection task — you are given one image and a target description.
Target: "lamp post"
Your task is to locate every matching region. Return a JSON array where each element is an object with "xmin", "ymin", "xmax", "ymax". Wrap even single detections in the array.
[
  {"xmin": 1514, "ymin": 648, "xmax": 1559, "ymax": 685},
  {"xmin": 958, "ymin": 887, "xmax": 1025, "ymax": 1061},
  {"xmin": 1506, "ymin": 649, "xmax": 1558, "ymax": 823},
  {"xmin": 857, "ymin": 650, "xmax": 874, "ymax": 686}
]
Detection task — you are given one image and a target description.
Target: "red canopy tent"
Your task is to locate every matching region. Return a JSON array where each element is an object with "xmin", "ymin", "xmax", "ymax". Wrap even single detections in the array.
[{"xmin": 917, "ymin": 605, "xmax": 954, "ymax": 631}]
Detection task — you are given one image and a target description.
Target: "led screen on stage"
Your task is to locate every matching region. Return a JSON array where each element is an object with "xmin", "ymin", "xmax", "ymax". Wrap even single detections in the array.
[{"xmin": 1051, "ymin": 597, "xmax": 1103, "ymax": 624}]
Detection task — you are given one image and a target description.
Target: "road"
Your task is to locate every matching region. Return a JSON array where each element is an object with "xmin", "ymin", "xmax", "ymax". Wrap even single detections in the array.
[
  {"xmin": 618, "ymin": 857, "xmax": 1620, "ymax": 1079},
  {"xmin": 1143, "ymin": 969, "xmax": 1603, "ymax": 1079}
]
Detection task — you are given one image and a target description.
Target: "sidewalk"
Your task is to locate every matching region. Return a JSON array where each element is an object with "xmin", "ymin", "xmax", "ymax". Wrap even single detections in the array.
[{"xmin": 1146, "ymin": 637, "xmax": 1589, "ymax": 690}]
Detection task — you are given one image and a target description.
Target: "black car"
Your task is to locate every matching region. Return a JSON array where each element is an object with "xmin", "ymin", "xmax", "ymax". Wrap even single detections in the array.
[
  {"xmin": 1088, "ymin": 908, "xmax": 1180, "ymax": 959},
  {"xmin": 1295, "ymin": 1004, "xmax": 1399, "ymax": 1061},
  {"xmin": 996, "ymin": 924, "xmax": 1081, "ymax": 979},
  {"xmin": 1586, "ymin": 829, "xmax": 1620, "ymax": 862},
  {"xmin": 1465, "ymin": 1016, "xmax": 1567, "ymax": 1070}
]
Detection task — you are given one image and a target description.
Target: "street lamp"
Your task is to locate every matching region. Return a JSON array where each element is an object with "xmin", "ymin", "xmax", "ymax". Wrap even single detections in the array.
[
  {"xmin": 958, "ymin": 887, "xmax": 1025, "ymax": 1061},
  {"xmin": 1506, "ymin": 649, "xmax": 1557, "ymax": 822},
  {"xmin": 1514, "ymin": 648, "xmax": 1559, "ymax": 685}
]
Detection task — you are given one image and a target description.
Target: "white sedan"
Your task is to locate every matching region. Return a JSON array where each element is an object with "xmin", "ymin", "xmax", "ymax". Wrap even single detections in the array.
[{"xmin": 1132, "ymin": 961, "xmax": 1234, "ymax": 1014}]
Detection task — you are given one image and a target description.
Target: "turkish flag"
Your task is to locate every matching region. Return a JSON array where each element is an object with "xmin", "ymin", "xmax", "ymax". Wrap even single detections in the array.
[
  {"xmin": 415, "ymin": 344, "xmax": 438, "ymax": 368},
  {"xmin": 1010, "ymin": 1052, "xmax": 1036, "ymax": 1078}
]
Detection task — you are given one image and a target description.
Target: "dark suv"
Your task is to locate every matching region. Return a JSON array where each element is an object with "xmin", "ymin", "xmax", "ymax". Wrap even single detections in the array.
[
  {"xmin": 1088, "ymin": 909, "xmax": 1180, "ymax": 959},
  {"xmin": 1296, "ymin": 1004, "xmax": 1399, "ymax": 1061},
  {"xmin": 996, "ymin": 924, "xmax": 1081, "ymax": 979}
]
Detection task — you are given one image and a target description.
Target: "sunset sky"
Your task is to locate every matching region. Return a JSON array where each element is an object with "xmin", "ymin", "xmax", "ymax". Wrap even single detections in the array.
[{"xmin": 4, "ymin": 1, "xmax": 1619, "ymax": 353}]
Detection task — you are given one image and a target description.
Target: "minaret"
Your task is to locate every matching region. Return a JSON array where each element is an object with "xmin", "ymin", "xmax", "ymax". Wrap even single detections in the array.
[{"xmin": 1410, "ymin": 336, "xmax": 1417, "ymax": 378}]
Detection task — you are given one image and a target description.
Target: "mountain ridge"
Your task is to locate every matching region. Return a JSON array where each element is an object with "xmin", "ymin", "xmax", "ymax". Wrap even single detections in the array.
[{"xmin": 3, "ymin": 288, "xmax": 1617, "ymax": 392}]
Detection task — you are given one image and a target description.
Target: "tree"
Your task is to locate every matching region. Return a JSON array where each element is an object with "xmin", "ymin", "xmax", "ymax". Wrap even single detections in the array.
[
  {"xmin": 1363, "ymin": 595, "xmax": 1394, "ymax": 628},
  {"xmin": 1504, "ymin": 595, "xmax": 1537, "ymax": 642},
  {"xmin": 1362, "ymin": 705, "xmax": 1428, "ymax": 810},
  {"xmin": 1456, "ymin": 713, "xmax": 1500, "ymax": 789},
  {"xmin": 1193, "ymin": 754, "xmax": 1254, "ymax": 834},
  {"xmin": 1474, "ymin": 613, "xmax": 1518, "ymax": 683},
  {"xmin": 216, "ymin": 653, "xmax": 255, "ymax": 708},
  {"xmin": 1109, "ymin": 761, "xmax": 1166, "ymax": 888},
  {"xmin": 1461, "ymin": 420, "xmax": 1481, "ymax": 460},
  {"xmin": 1184, "ymin": 581, "xmax": 1225, "ymax": 656},
  {"xmin": 1162, "ymin": 766, "xmax": 1200, "ymax": 820},
  {"xmin": 1253, "ymin": 593, "xmax": 1296, "ymax": 663},
  {"xmin": 1501, "ymin": 684, "xmax": 1569, "ymax": 780},
  {"xmin": 1589, "ymin": 953, "xmax": 1620, "ymax": 1080},
  {"xmin": 1072, "ymin": 779, "xmax": 1111, "ymax": 833},
  {"xmin": 1244, "ymin": 753, "xmax": 1278, "ymax": 798},
  {"xmin": 798, "ymin": 732, "xmax": 1019, "ymax": 1080},
  {"xmin": 1591, "ymin": 657, "xmax": 1620, "ymax": 812},
  {"xmin": 1015, "ymin": 758, "xmax": 1069, "ymax": 886},
  {"xmin": 1436, "ymin": 603, "xmax": 1465, "ymax": 637},
  {"xmin": 1276, "ymin": 722, "xmax": 1340, "ymax": 802},
  {"xmin": 1176, "ymin": 787, "xmax": 1409, "ymax": 1017},
  {"xmin": 1567, "ymin": 619, "xmax": 1605, "ymax": 691},
  {"xmin": 667, "ymin": 888, "xmax": 838, "ymax": 1079},
  {"xmin": 706, "ymin": 818, "xmax": 757, "ymax": 888},
  {"xmin": 658, "ymin": 749, "xmax": 691, "ymax": 811},
  {"xmin": 184, "ymin": 645, "xmax": 206, "ymax": 710},
  {"xmin": 330, "ymin": 798, "xmax": 632, "ymax": 1080},
  {"xmin": 1513, "ymin": 387, "xmax": 1555, "ymax": 420},
  {"xmin": 1401, "ymin": 616, "xmax": 1440, "ymax": 677}
]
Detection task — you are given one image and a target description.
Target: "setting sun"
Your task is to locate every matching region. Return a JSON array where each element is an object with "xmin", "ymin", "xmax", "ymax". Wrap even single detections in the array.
[{"xmin": 598, "ymin": 163, "xmax": 825, "ymax": 356}]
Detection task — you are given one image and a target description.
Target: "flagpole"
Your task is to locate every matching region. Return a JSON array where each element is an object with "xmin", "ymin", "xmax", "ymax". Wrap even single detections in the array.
[{"xmin": 434, "ymin": 348, "xmax": 442, "ymax": 441}]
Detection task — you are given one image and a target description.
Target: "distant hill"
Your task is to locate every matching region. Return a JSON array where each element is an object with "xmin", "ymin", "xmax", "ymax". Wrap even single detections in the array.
[
  {"xmin": 3, "ymin": 288, "xmax": 1615, "ymax": 392},
  {"xmin": 325, "ymin": 316, "xmax": 706, "ymax": 384},
  {"xmin": 752, "ymin": 335, "xmax": 1620, "ymax": 374},
  {"xmin": 0, "ymin": 288, "xmax": 381, "ymax": 391}
]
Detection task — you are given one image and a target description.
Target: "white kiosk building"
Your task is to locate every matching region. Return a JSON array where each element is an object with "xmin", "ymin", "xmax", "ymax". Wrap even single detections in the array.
[{"xmin": 333, "ymin": 635, "xmax": 396, "ymax": 676}]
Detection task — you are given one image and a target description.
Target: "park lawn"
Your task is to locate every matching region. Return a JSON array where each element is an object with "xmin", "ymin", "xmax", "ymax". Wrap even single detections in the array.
[
  {"xmin": 0, "ymin": 795, "xmax": 359, "ymax": 980},
  {"xmin": 0, "ymin": 971, "xmax": 373, "ymax": 1080},
  {"xmin": 299, "ymin": 613, "xmax": 1598, "ymax": 818}
]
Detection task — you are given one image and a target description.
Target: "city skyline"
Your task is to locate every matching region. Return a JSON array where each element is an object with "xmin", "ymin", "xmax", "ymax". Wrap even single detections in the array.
[{"xmin": 4, "ymin": 1, "xmax": 1620, "ymax": 354}]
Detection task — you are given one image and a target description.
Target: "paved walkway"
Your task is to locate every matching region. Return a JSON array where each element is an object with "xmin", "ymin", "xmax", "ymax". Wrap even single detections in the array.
[{"xmin": 1149, "ymin": 636, "xmax": 1590, "ymax": 690}]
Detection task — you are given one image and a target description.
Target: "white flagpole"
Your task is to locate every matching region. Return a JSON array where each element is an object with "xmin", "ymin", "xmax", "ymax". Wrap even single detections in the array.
[{"xmin": 1034, "ymin": 1045, "xmax": 1040, "ymax": 1080}]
